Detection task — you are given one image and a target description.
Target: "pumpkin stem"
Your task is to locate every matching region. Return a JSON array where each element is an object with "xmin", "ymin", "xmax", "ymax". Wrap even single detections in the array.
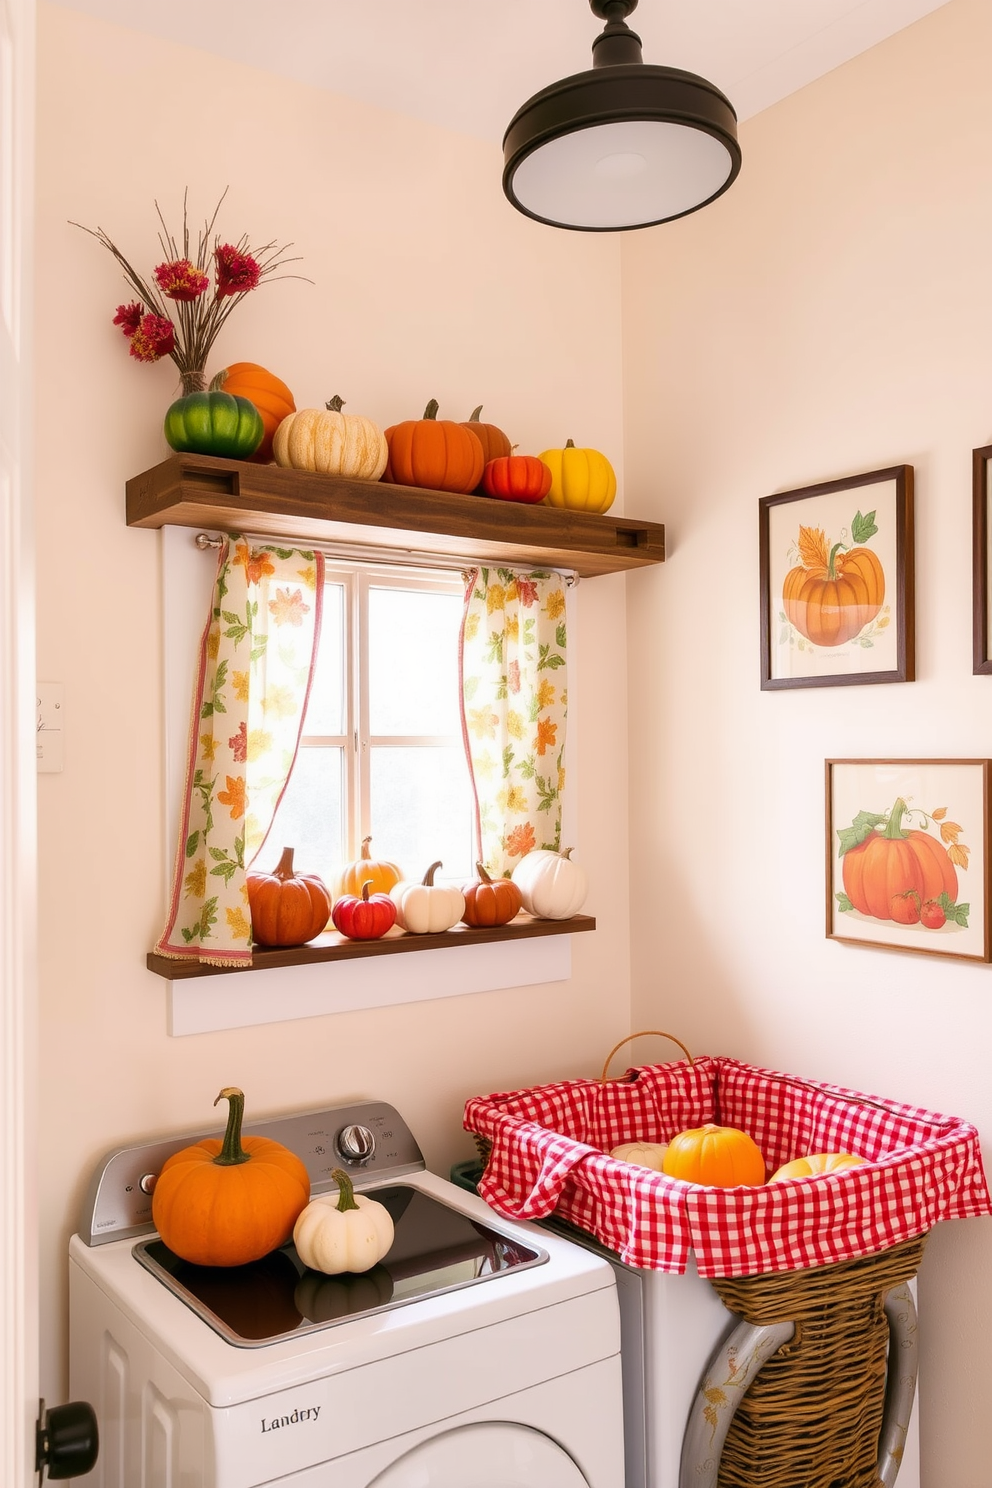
[
  {"xmin": 360, "ymin": 880, "xmax": 373, "ymax": 902},
  {"xmin": 208, "ymin": 369, "xmax": 228, "ymax": 393},
  {"xmin": 469, "ymin": 405, "xmax": 484, "ymax": 421},
  {"xmin": 331, "ymin": 1167, "xmax": 360, "ymax": 1212},
  {"xmin": 476, "ymin": 862, "xmax": 494, "ymax": 884},
  {"xmin": 212, "ymin": 1087, "xmax": 252, "ymax": 1167},
  {"xmin": 360, "ymin": 836, "xmax": 373, "ymax": 859},
  {"xmin": 274, "ymin": 846, "xmax": 296, "ymax": 879},
  {"xmin": 325, "ymin": 395, "xmax": 345, "ymax": 412},
  {"xmin": 826, "ymin": 540, "xmax": 846, "ymax": 580},
  {"xmin": 423, "ymin": 399, "xmax": 440, "ymax": 420},
  {"xmin": 560, "ymin": 847, "xmax": 574, "ymax": 859},
  {"xmin": 565, "ymin": 438, "xmax": 575, "ymax": 448},
  {"xmin": 884, "ymin": 798, "xmax": 910, "ymax": 839},
  {"xmin": 422, "ymin": 860, "xmax": 443, "ymax": 886}
]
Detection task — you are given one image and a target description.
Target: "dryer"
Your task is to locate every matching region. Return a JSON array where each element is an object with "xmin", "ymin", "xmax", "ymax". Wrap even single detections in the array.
[{"xmin": 68, "ymin": 1099, "xmax": 624, "ymax": 1488}]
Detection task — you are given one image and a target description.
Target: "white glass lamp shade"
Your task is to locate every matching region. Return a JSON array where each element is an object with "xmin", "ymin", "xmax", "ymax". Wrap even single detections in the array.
[{"xmin": 503, "ymin": 64, "xmax": 741, "ymax": 231}]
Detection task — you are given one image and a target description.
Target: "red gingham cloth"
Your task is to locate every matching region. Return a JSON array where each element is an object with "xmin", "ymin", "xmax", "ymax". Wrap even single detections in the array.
[{"xmin": 463, "ymin": 1056, "xmax": 992, "ymax": 1277}]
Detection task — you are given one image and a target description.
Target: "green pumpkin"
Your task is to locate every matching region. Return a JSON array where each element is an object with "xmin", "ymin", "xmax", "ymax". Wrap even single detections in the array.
[{"xmin": 164, "ymin": 391, "xmax": 265, "ymax": 459}]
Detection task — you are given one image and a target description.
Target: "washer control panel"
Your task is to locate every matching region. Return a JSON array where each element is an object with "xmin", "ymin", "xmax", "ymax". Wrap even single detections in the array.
[{"xmin": 78, "ymin": 1099, "xmax": 425, "ymax": 1246}]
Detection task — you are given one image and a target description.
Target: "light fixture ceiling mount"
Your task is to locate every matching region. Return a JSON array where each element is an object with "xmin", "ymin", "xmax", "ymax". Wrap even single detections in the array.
[{"xmin": 503, "ymin": 0, "xmax": 742, "ymax": 232}]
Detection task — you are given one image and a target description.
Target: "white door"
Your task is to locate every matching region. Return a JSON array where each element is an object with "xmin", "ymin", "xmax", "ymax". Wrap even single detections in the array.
[{"xmin": 0, "ymin": 0, "xmax": 39, "ymax": 1483}]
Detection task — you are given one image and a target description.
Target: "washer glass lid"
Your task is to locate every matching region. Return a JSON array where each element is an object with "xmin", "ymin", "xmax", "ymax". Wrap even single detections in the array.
[{"xmin": 133, "ymin": 1184, "xmax": 547, "ymax": 1348}]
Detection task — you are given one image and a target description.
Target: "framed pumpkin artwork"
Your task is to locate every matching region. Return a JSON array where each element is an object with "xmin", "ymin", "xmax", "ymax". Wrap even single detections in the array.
[
  {"xmin": 759, "ymin": 466, "xmax": 915, "ymax": 689},
  {"xmin": 972, "ymin": 444, "xmax": 992, "ymax": 673},
  {"xmin": 826, "ymin": 759, "xmax": 992, "ymax": 962}
]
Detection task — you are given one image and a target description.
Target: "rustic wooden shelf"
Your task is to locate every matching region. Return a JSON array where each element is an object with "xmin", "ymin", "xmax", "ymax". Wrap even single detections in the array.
[
  {"xmin": 147, "ymin": 911, "xmax": 595, "ymax": 980},
  {"xmin": 126, "ymin": 454, "xmax": 665, "ymax": 578}
]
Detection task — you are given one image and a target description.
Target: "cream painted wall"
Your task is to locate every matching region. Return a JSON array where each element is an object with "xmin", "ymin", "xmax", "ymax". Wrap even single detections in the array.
[
  {"xmin": 621, "ymin": 0, "xmax": 992, "ymax": 1483},
  {"xmin": 33, "ymin": 4, "xmax": 632, "ymax": 1400}
]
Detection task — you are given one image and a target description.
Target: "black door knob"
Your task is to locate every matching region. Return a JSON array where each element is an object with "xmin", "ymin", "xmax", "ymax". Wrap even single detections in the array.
[{"xmin": 36, "ymin": 1398, "xmax": 99, "ymax": 1481}]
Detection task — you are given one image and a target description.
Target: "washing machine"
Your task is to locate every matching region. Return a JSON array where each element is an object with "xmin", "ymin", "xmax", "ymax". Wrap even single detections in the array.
[{"xmin": 68, "ymin": 1099, "xmax": 625, "ymax": 1488}]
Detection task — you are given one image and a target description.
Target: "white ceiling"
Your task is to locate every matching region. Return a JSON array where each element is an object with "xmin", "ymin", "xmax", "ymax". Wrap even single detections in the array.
[{"xmin": 54, "ymin": 0, "xmax": 949, "ymax": 139}]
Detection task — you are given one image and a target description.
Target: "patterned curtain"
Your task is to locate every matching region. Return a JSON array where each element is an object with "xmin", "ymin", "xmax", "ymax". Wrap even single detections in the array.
[
  {"xmin": 155, "ymin": 536, "xmax": 324, "ymax": 967},
  {"xmin": 460, "ymin": 566, "xmax": 568, "ymax": 880}
]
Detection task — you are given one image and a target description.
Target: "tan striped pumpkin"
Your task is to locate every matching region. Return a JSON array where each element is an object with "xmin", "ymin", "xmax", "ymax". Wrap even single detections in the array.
[{"xmin": 273, "ymin": 395, "xmax": 388, "ymax": 480}]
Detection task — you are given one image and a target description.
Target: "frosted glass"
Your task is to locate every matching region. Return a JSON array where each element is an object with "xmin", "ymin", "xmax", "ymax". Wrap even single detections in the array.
[
  {"xmin": 371, "ymin": 747, "xmax": 474, "ymax": 882},
  {"xmin": 260, "ymin": 746, "xmax": 344, "ymax": 889},
  {"xmin": 304, "ymin": 582, "xmax": 346, "ymax": 736},
  {"xmin": 369, "ymin": 588, "xmax": 462, "ymax": 736}
]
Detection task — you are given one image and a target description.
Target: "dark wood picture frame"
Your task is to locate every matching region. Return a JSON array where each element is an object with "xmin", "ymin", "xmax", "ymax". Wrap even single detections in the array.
[
  {"xmin": 972, "ymin": 445, "xmax": 992, "ymax": 673},
  {"xmin": 760, "ymin": 465, "xmax": 915, "ymax": 690},
  {"xmin": 826, "ymin": 758, "xmax": 992, "ymax": 962}
]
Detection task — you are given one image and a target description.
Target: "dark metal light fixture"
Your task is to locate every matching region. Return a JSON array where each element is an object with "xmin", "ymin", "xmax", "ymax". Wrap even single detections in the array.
[{"xmin": 503, "ymin": 0, "xmax": 741, "ymax": 232}]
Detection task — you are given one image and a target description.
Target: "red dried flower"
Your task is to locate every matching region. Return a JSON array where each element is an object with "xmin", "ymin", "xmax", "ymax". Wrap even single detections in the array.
[
  {"xmin": 214, "ymin": 243, "xmax": 261, "ymax": 297},
  {"xmin": 113, "ymin": 301, "xmax": 144, "ymax": 337},
  {"xmin": 154, "ymin": 257, "xmax": 209, "ymax": 301},
  {"xmin": 128, "ymin": 313, "xmax": 176, "ymax": 363}
]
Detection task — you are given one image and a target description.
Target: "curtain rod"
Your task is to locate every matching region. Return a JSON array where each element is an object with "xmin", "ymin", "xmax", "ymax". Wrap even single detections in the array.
[{"xmin": 193, "ymin": 531, "xmax": 580, "ymax": 585}]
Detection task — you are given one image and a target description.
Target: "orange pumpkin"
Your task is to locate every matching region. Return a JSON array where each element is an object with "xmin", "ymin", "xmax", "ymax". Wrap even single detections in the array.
[
  {"xmin": 662, "ymin": 1123, "xmax": 766, "ymax": 1188},
  {"xmin": 460, "ymin": 406, "xmax": 512, "ymax": 465},
  {"xmin": 152, "ymin": 1087, "xmax": 311, "ymax": 1267},
  {"xmin": 842, "ymin": 798, "xmax": 957, "ymax": 920},
  {"xmin": 334, "ymin": 837, "xmax": 402, "ymax": 900},
  {"xmin": 769, "ymin": 1152, "xmax": 867, "ymax": 1182},
  {"xmin": 209, "ymin": 363, "xmax": 296, "ymax": 463},
  {"xmin": 246, "ymin": 846, "xmax": 332, "ymax": 947},
  {"xmin": 782, "ymin": 543, "xmax": 884, "ymax": 647},
  {"xmin": 461, "ymin": 863, "xmax": 523, "ymax": 928},
  {"xmin": 382, "ymin": 400, "xmax": 484, "ymax": 494},
  {"xmin": 480, "ymin": 455, "xmax": 553, "ymax": 504}
]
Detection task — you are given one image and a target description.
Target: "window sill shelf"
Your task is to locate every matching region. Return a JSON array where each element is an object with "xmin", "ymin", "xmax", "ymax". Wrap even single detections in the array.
[
  {"xmin": 126, "ymin": 454, "xmax": 664, "ymax": 578},
  {"xmin": 147, "ymin": 911, "xmax": 596, "ymax": 981}
]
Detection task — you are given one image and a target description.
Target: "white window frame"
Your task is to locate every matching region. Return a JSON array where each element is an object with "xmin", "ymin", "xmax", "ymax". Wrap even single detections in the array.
[{"xmin": 160, "ymin": 527, "xmax": 576, "ymax": 1036}]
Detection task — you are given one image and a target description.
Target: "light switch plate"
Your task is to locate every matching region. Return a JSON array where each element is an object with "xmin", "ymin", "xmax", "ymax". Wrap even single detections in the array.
[{"xmin": 37, "ymin": 682, "xmax": 64, "ymax": 772}]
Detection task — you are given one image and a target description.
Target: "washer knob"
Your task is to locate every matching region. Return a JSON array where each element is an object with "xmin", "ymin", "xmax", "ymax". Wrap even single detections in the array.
[{"xmin": 336, "ymin": 1123, "xmax": 375, "ymax": 1163}]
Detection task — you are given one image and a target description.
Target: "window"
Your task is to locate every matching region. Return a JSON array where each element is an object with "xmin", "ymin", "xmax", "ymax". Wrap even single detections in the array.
[{"xmin": 264, "ymin": 564, "xmax": 475, "ymax": 890}]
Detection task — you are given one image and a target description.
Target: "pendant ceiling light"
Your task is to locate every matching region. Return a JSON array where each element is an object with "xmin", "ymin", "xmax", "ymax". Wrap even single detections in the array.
[{"xmin": 502, "ymin": 0, "xmax": 741, "ymax": 232}]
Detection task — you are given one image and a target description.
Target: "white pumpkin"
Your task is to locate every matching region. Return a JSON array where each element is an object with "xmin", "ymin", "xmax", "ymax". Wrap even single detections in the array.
[
  {"xmin": 610, "ymin": 1141, "xmax": 669, "ymax": 1172},
  {"xmin": 293, "ymin": 1168, "xmax": 394, "ymax": 1275},
  {"xmin": 390, "ymin": 860, "xmax": 465, "ymax": 935},
  {"xmin": 511, "ymin": 847, "xmax": 588, "ymax": 920},
  {"xmin": 273, "ymin": 395, "xmax": 389, "ymax": 480}
]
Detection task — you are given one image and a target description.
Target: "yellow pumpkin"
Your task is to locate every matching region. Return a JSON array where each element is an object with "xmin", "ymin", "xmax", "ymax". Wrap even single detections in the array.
[
  {"xmin": 610, "ymin": 1140, "xmax": 669, "ymax": 1172},
  {"xmin": 769, "ymin": 1152, "xmax": 867, "ymax": 1182},
  {"xmin": 333, "ymin": 837, "xmax": 402, "ymax": 901},
  {"xmin": 662, "ymin": 1123, "xmax": 766, "ymax": 1188},
  {"xmin": 539, "ymin": 438, "xmax": 617, "ymax": 514},
  {"xmin": 273, "ymin": 395, "xmax": 388, "ymax": 480}
]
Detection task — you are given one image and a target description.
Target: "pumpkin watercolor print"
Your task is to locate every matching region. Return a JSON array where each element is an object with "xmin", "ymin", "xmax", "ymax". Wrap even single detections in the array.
[
  {"xmin": 826, "ymin": 760, "xmax": 991, "ymax": 962},
  {"xmin": 760, "ymin": 466, "xmax": 914, "ymax": 689}
]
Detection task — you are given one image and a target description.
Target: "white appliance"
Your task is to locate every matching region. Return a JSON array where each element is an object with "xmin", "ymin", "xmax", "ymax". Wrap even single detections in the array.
[{"xmin": 68, "ymin": 1100, "xmax": 625, "ymax": 1488}]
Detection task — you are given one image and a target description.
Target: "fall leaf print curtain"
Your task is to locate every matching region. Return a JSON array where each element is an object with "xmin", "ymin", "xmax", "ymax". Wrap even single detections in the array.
[
  {"xmin": 460, "ymin": 567, "xmax": 568, "ymax": 880},
  {"xmin": 155, "ymin": 537, "xmax": 324, "ymax": 966}
]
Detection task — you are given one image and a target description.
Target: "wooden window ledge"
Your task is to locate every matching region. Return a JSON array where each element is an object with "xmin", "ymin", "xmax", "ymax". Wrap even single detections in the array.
[{"xmin": 147, "ymin": 912, "xmax": 595, "ymax": 980}]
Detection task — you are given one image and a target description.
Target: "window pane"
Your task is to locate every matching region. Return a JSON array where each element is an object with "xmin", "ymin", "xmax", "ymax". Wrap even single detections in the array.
[
  {"xmin": 371, "ymin": 747, "xmax": 474, "ymax": 882},
  {"xmin": 261, "ymin": 746, "xmax": 344, "ymax": 890},
  {"xmin": 369, "ymin": 587, "xmax": 462, "ymax": 736},
  {"xmin": 304, "ymin": 582, "xmax": 346, "ymax": 737}
]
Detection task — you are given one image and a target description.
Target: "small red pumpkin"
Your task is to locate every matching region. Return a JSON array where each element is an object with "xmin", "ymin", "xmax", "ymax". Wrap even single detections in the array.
[
  {"xmin": 382, "ymin": 400, "xmax": 484, "ymax": 494},
  {"xmin": 247, "ymin": 846, "xmax": 332, "ymax": 947},
  {"xmin": 331, "ymin": 880, "xmax": 398, "ymax": 941},
  {"xmin": 461, "ymin": 863, "xmax": 523, "ymax": 927},
  {"xmin": 460, "ymin": 406, "xmax": 512, "ymax": 465},
  {"xmin": 480, "ymin": 455, "xmax": 553, "ymax": 505}
]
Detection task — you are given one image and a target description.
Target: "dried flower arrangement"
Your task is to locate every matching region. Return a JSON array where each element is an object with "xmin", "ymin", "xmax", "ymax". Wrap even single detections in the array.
[{"xmin": 73, "ymin": 189, "xmax": 302, "ymax": 394}]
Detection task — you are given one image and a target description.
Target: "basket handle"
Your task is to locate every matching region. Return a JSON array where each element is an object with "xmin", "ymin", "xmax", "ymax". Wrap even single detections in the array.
[{"xmin": 600, "ymin": 1029, "xmax": 694, "ymax": 1083}]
